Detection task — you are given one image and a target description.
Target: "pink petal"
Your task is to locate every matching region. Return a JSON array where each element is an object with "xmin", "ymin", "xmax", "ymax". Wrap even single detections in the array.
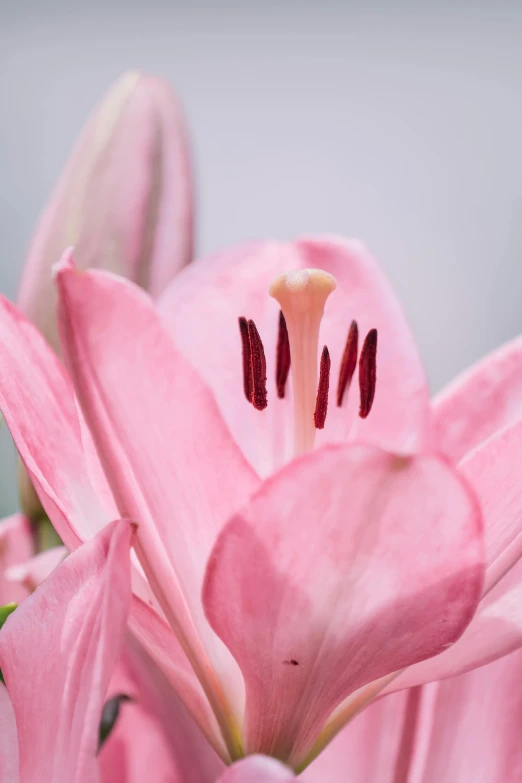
[
  {"xmin": 0, "ymin": 514, "xmax": 34, "ymax": 604},
  {"xmin": 433, "ymin": 335, "xmax": 522, "ymax": 462},
  {"xmin": 158, "ymin": 236, "xmax": 431, "ymax": 476},
  {"xmin": 100, "ymin": 652, "xmax": 224, "ymax": 783},
  {"xmin": 0, "ymin": 296, "xmax": 111, "ymax": 548},
  {"xmin": 18, "ymin": 71, "xmax": 193, "ymax": 353},
  {"xmin": 417, "ymin": 649, "xmax": 522, "ymax": 783},
  {"xmin": 305, "ymin": 691, "xmax": 409, "ymax": 783},
  {"xmin": 217, "ymin": 757, "xmax": 296, "ymax": 782},
  {"xmin": 390, "ymin": 418, "xmax": 522, "ymax": 690},
  {"xmin": 5, "ymin": 545, "xmax": 67, "ymax": 593},
  {"xmin": 56, "ymin": 262, "xmax": 259, "ymax": 731},
  {"xmin": 202, "ymin": 443, "xmax": 484, "ymax": 768},
  {"xmin": 0, "ymin": 685, "xmax": 18, "ymax": 783},
  {"xmin": 129, "ymin": 596, "xmax": 226, "ymax": 759},
  {"xmin": 0, "ymin": 519, "xmax": 133, "ymax": 783}
]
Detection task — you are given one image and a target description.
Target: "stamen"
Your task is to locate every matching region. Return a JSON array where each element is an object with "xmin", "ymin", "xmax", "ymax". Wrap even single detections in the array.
[
  {"xmin": 337, "ymin": 320, "xmax": 359, "ymax": 406},
  {"xmin": 248, "ymin": 319, "xmax": 268, "ymax": 411},
  {"xmin": 314, "ymin": 346, "xmax": 331, "ymax": 429},
  {"xmin": 359, "ymin": 328, "xmax": 378, "ymax": 418},
  {"xmin": 270, "ymin": 269, "xmax": 336, "ymax": 454},
  {"xmin": 276, "ymin": 310, "xmax": 291, "ymax": 398},
  {"xmin": 238, "ymin": 316, "xmax": 253, "ymax": 402}
]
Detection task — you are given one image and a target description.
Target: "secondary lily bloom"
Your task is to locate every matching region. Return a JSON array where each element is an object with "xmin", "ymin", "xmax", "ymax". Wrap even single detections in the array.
[
  {"xmin": 17, "ymin": 70, "xmax": 193, "ymax": 354},
  {"xmin": 0, "ymin": 234, "xmax": 521, "ymax": 772},
  {"xmin": 0, "ymin": 520, "xmax": 133, "ymax": 783}
]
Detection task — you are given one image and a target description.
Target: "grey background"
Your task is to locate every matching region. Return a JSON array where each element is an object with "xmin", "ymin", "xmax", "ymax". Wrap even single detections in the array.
[{"xmin": 1, "ymin": 0, "xmax": 522, "ymax": 514}]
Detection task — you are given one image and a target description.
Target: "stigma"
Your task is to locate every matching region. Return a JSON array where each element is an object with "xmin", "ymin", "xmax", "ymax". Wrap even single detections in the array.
[{"xmin": 238, "ymin": 268, "xmax": 378, "ymax": 456}]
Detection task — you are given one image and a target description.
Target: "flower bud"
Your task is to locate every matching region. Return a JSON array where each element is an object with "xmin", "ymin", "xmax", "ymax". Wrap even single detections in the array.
[{"xmin": 18, "ymin": 70, "xmax": 194, "ymax": 353}]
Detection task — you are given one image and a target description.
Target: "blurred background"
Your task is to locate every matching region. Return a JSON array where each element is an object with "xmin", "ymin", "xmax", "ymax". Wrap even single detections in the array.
[{"xmin": 1, "ymin": 0, "xmax": 522, "ymax": 513}]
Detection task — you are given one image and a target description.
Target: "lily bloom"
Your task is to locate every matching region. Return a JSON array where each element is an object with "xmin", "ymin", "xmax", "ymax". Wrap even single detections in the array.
[{"xmin": 0, "ymin": 234, "xmax": 520, "ymax": 772}]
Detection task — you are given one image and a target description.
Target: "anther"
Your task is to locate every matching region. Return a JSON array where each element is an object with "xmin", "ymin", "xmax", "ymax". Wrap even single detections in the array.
[
  {"xmin": 247, "ymin": 319, "xmax": 268, "ymax": 411},
  {"xmin": 359, "ymin": 328, "xmax": 377, "ymax": 418},
  {"xmin": 276, "ymin": 310, "xmax": 291, "ymax": 398},
  {"xmin": 337, "ymin": 320, "xmax": 359, "ymax": 406},
  {"xmin": 314, "ymin": 346, "xmax": 331, "ymax": 429},
  {"xmin": 238, "ymin": 317, "xmax": 253, "ymax": 402}
]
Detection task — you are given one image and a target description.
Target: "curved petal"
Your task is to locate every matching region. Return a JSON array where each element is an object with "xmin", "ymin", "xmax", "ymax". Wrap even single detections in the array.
[
  {"xmin": 19, "ymin": 72, "xmax": 193, "ymax": 353},
  {"xmin": 56, "ymin": 259, "xmax": 258, "ymax": 739},
  {"xmin": 202, "ymin": 444, "xmax": 484, "ymax": 768},
  {"xmin": 417, "ymin": 649, "xmax": 522, "ymax": 783},
  {"xmin": 158, "ymin": 236, "xmax": 432, "ymax": 476},
  {"xmin": 0, "ymin": 514, "xmax": 34, "ymax": 605},
  {"xmin": 0, "ymin": 685, "xmax": 18, "ymax": 783},
  {"xmin": 390, "ymin": 418, "xmax": 522, "ymax": 690},
  {"xmin": 0, "ymin": 519, "xmax": 133, "ymax": 783},
  {"xmin": 433, "ymin": 336, "xmax": 522, "ymax": 462},
  {"xmin": 129, "ymin": 596, "xmax": 226, "ymax": 759},
  {"xmin": 305, "ymin": 691, "xmax": 409, "ymax": 783},
  {"xmin": 218, "ymin": 757, "xmax": 296, "ymax": 783},
  {"xmin": 0, "ymin": 295, "xmax": 110, "ymax": 548},
  {"xmin": 100, "ymin": 651, "xmax": 224, "ymax": 783}
]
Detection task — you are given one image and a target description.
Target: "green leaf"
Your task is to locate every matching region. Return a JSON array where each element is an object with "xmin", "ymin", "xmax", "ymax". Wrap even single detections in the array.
[{"xmin": 98, "ymin": 694, "xmax": 132, "ymax": 752}]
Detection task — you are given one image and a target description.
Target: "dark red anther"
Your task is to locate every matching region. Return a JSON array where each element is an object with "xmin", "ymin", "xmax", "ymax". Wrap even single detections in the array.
[
  {"xmin": 337, "ymin": 320, "xmax": 359, "ymax": 406},
  {"xmin": 276, "ymin": 310, "xmax": 291, "ymax": 398},
  {"xmin": 247, "ymin": 319, "xmax": 268, "ymax": 411},
  {"xmin": 314, "ymin": 345, "xmax": 331, "ymax": 429},
  {"xmin": 238, "ymin": 316, "xmax": 253, "ymax": 402},
  {"xmin": 359, "ymin": 329, "xmax": 377, "ymax": 419}
]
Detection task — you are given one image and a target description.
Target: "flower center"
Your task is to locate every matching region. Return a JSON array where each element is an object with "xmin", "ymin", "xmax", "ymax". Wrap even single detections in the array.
[{"xmin": 238, "ymin": 268, "xmax": 378, "ymax": 457}]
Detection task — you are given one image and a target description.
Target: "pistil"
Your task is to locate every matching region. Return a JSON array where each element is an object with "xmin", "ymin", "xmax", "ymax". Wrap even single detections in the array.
[{"xmin": 270, "ymin": 269, "xmax": 336, "ymax": 454}]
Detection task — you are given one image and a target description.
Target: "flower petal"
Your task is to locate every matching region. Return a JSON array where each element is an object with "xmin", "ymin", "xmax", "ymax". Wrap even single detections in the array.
[
  {"xmin": 305, "ymin": 691, "xmax": 409, "ymax": 783},
  {"xmin": 217, "ymin": 757, "xmax": 296, "ymax": 782},
  {"xmin": 100, "ymin": 651, "xmax": 224, "ymax": 783},
  {"xmin": 417, "ymin": 649, "xmax": 522, "ymax": 783},
  {"xmin": 202, "ymin": 444, "xmax": 484, "ymax": 768},
  {"xmin": 19, "ymin": 71, "xmax": 193, "ymax": 353},
  {"xmin": 433, "ymin": 336, "xmax": 522, "ymax": 462},
  {"xmin": 0, "ymin": 295, "xmax": 111, "ymax": 548},
  {"xmin": 390, "ymin": 418, "xmax": 522, "ymax": 690},
  {"xmin": 0, "ymin": 685, "xmax": 18, "ymax": 783},
  {"xmin": 0, "ymin": 514, "xmax": 34, "ymax": 605},
  {"xmin": 0, "ymin": 519, "xmax": 133, "ymax": 783},
  {"xmin": 56, "ymin": 260, "xmax": 258, "ymax": 737},
  {"xmin": 158, "ymin": 236, "xmax": 432, "ymax": 475}
]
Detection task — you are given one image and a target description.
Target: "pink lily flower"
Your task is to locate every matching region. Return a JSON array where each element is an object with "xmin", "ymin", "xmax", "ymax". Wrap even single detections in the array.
[
  {"xmin": 0, "ymin": 233, "xmax": 519, "ymax": 773},
  {"xmin": 0, "ymin": 519, "xmax": 134, "ymax": 782},
  {"xmin": 17, "ymin": 70, "xmax": 193, "ymax": 355}
]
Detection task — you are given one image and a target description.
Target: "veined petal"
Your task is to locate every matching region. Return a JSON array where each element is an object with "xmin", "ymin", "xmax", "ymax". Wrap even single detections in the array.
[
  {"xmin": 417, "ymin": 650, "xmax": 522, "ymax": 783},
  {"xmin": 0, "ymin": 685, "xmax": 18, "ymax": 783},
  {"xmin": 202, "ymin": 444, "xmax": 484, "ymax": 768},
  {"xmin": 433, "ymin": 336, "xmax": 522, "ymax": 462},
  {"xmin": 56, "ymin": 261, "xmax": 259, "ymax": 745},
  {"xmin": 0, "ymin": 514, "xmax": 34, "ymax": 604},
  {"xmin": 305, "ymin": 691, "xmax": 409, "ymax": 783},
  {"xmin": 18, "ymin": 71, "xmax": 193, "ymax": 353},
  {"xmin": 129, "ymin": 596, "xmax": 226, "ymax": 759},
  {"xmin": 0, "ymin": 296, "xmax": 111, "ymax": 548},
  {"xmin": 100, "ymin": 651, "xmax": 224, "ymax": 783},
  {"xmin": 158, "ymin": 236, "xmax": 432, "ymax": 476},
  {"xmin": 217, "ymin": 757, "xmax": 296, "ymax": 782},
  {"xmin": 390, "ymin": 418, "xmax": 522, "ymax": 690},
  {"xmin": 0, "ymin": 519, "xmax": 133, "ymax": 783}
]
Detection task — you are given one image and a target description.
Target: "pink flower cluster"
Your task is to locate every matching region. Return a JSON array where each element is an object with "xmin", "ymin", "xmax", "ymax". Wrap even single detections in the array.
[{"xmin": 1, "ymin": 71, "xmax": 522, "ymax": 783}]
